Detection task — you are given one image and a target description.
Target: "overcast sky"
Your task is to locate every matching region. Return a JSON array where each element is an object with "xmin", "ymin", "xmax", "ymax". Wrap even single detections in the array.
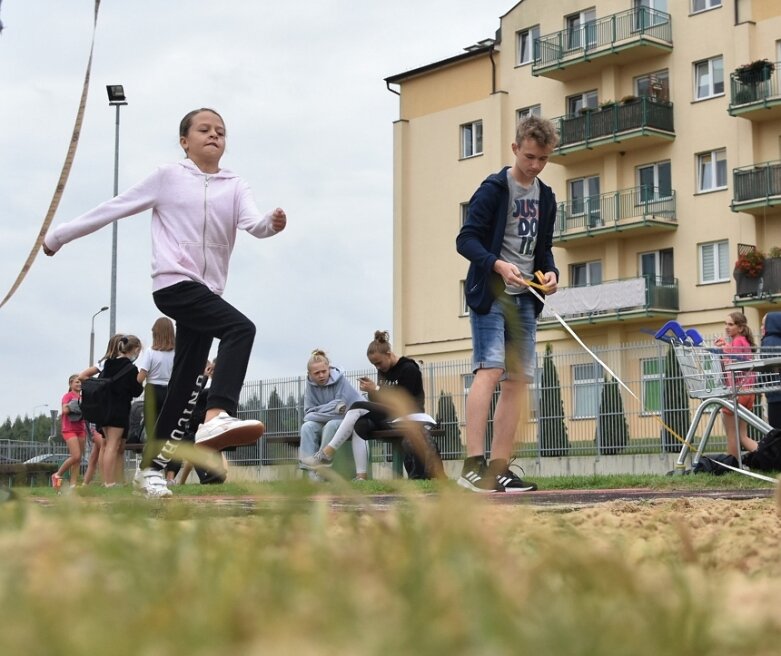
[{"xmin": 0, "ymin": 0, "xmax": 511, "ymax": 423}]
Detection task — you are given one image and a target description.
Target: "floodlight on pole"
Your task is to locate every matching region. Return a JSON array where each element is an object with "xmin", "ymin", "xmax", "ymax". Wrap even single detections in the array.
[{"xmin": 106, "ymin": 84, "xmax": 127, "ymax": 337}]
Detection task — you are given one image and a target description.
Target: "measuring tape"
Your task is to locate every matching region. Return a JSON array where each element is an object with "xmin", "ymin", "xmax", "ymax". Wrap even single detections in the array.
[{"xmin": 0, "ymin": 0, "xmax": 102, "ymax": 309}]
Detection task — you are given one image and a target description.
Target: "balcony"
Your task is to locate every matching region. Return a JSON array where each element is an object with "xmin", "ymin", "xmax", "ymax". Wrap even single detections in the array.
[
  {"xmin": 554, "ymin": 186, "xmax": 676, "ymax": 246},
  {"xmin": 550, "ymin": 97, "xmax": 674, "ymax": 164},
  {"xmin": 731, "ymin": 160, "xmax": 781, "ymax": 216},
  {"xmin": 538, "ymin": 276, "xmax": 679, "ymax": 329},
  {"xmin": 532, "ymin": 8, "xmax": 672, "ymax": 82},
  {"xmin": 728, "ymin": 60, "xmax": 781, "ymax": 121}
]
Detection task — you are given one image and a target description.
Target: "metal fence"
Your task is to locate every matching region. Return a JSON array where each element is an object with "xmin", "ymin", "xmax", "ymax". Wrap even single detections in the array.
[{"xmin": 230, "ymin": 339, "xmax": 764, "ymax": 466}]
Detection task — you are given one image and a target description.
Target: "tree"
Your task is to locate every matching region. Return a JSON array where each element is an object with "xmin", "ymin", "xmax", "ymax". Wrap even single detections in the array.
[
  {"xmin": 538, "ymin": 342, "xmax": 569, "ymax": 456},
  {"xmin": 265, "ymin": 388, "xmax": 284, "ymax": 435},
  {"xmin": 596, "ymin": 373, "xmax": 629, "ymax": 455},
  {"xmin": 435, "ymin": 391, "xmax": 461, "ymax": 446},
  {"xmin": 661, "ymin": 346, "xmax": 690, "ymax": 453}
]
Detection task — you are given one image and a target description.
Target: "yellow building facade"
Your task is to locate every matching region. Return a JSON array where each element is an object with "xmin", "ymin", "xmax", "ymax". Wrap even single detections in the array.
[{"xmin": 387, "ymin": 0, "xmax": 781, "ymax": 372}]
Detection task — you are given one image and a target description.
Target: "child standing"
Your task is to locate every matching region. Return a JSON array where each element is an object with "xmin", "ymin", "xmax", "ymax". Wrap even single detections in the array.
[
  {"xmin": 98, "ymin": 335, "xmax": 144, "ymax": 487},
  {"xmin": 52, "ymin": 374, "xmax": 87, "ymax": 489},
  {"xmin": 715, "ymin": 311, "xmax": 759, "ymax": 458},
  {"xmin": 44, "ymin": 108, "xmax": 287, "ymax": 498}
]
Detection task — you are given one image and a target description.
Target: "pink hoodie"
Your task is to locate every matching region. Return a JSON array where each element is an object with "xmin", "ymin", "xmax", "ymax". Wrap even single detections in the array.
[{"xmin": 44, "ymin": 159, "xmax": 278, "ymax": 295}]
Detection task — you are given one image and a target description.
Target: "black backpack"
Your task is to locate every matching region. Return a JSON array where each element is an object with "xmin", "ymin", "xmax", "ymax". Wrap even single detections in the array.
[
  {"xmin": 80, "ymin": 363, "xmax": 134, "ymax": 426},
  {"xmin": 693, "ymin": 453, "xmax": 739, "ymax": 476},
  {"xmin": 743, "ymin": 428, "xmax": 781, "ymax": 472}
]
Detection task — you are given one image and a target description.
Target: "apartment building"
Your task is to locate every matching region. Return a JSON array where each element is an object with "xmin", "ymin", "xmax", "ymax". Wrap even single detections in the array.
[{"xmin": 387, "ymin": 0, "xmax": 779, "ymax": 359}]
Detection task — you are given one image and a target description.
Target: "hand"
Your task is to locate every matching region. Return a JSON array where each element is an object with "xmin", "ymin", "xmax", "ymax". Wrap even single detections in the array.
[
  {"xmin": 714, "ymin": 337, "xmax": 726, "ymax": 348},
  {"xmin": 42, "ymin": 243, "xmax": 55, "ymax": 257},
  {"xmin": 358, "ymin": 377, "xmax": 375, "ymax": 393},
  {"xmin": 541, "ymin": 271, "xmax": 558, "ymax": 295},
  {"xmin": 494, "ymin": 260, "xmax": 525, "ymax": 287},
  {"xmin": 336, "ymin": 402, "xmax": 346, "ymax": 415},
  {"xmin": 271, "ymin": 208, "xmax": 287, "ymax": 232}
]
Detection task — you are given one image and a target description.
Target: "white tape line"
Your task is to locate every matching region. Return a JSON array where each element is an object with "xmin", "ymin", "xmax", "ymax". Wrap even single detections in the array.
[{"xmin": 0, "ymin": 0, "xmax": 102, "ymax": 309}]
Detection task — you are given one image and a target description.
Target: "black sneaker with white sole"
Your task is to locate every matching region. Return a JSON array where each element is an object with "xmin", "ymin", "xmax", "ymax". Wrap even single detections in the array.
[
  {"xmin": 457, "ymin": 456, "xmax": 503, "ymax": 493},
  {"xmin": 497, "ymin": 463, "xmax": 538, "ymax": 493}
]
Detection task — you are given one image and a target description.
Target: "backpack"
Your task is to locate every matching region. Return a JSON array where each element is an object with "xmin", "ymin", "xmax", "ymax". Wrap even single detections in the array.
[
  {"xmin": 126, "ymin": 398, "xmax": 146, "ymax": 445},
  {"xmin": 693, "ymin": 453, "xmax": 739, "ymax": 476},
  {"xmin": 80, "ymin": 363, "xmax": 135, "ymax": 426},
  {"xmin": 743, "ymin": 428, "xmax": 781, "ymax": 472}
]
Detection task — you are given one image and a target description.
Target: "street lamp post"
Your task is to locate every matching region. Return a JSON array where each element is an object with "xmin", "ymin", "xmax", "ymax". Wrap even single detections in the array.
[
  {"xmin": 106, "ymin": 84, "xmax": 128, "ymax": 337},
  {"xmin": 31, "ymin": 404, "xmax": 49, "ymax": 441},
  {"xmin": 89, "ymin": 305, "xmax": 110, "ymax": 366}
]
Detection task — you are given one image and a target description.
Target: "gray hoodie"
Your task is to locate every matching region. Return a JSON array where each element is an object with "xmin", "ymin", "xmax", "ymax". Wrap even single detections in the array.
[{"xmin": 303, "ymin": 366, "xmax": 364, "ymax": 423}]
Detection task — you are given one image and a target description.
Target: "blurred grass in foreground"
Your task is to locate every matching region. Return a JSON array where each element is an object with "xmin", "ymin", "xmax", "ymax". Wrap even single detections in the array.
[{"xmin": 1, "ymin": 481, "xmax": 781, "ymax": 655}]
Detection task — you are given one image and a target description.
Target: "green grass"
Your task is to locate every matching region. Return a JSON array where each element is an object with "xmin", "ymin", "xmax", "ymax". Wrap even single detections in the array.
[{"xmin": 1, "ymin": 475, "xmax": 780, "ymax": 655}]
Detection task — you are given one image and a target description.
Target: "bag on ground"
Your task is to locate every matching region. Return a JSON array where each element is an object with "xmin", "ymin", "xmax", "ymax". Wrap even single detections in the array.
[
  {"xmin": 743, "ymin": 428, "xmax": 781, "ymax": 472},
  {"xmin": 693, "ymin": 453, "xmax": 739, "ymax": 475}
]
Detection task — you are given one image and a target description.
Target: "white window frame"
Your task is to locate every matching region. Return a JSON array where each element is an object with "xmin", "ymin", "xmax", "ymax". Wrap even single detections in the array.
[
  {"xmin": 691, "ymin": 0, "xmax": 721, "ymax": 14},
  {"xmin": 517, "ymin": 105, "xmax": 541, "ymax": 123},
  {"xmin": 568, "ymin": 176, "xmax": 601, "ymax": 216},
  {"xmin": 636, "ymin": 161, "xmax": 672, "ymax": 202},
  {"xmin": 567, "ymin": 90, "xmax": 598, "ymax": 116},
  {"xmin": 460, "ymin": 120, "xmax": 483, "ymax": 159},
  {"xmin": 641, "ymin": 357, "xmax": 663, "ymax": 415},
  {"xmin": 572, "ymin": 362, "xmax": 602, "ymax": 419},
  {"xmin": 694, "ymin": 56, "xmax": 724, "ymax": 100},
  {"xmin": 699, "ymin": 240, "xmax": 729, "ymax": 284},
  {"xmin": 571, "ymin": 261, "xmax": 602, "ymax": 287},
  {"xmin": 517, "ymin": 25, "xmax": 540, "ymax": 65},
  {"xmin": 459, "ymin": 281, "xmax": 470, "ymax": 317},
  {"xmin": 696, "ymin": 148, "xmax": 727, "ymax": 192},
  {"xmin": 565, "ymin": 8, "xmax": 597, "ymax": 52}
]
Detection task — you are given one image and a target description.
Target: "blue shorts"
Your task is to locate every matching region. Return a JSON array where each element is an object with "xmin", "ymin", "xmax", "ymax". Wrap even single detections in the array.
[{"xmin": 470, "ymin": 293, "xmax": 537, "ymax": 381}]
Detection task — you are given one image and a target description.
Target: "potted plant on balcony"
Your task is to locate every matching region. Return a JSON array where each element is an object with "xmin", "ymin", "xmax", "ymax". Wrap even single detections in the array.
[
  {"xmin": 736, "ymin": 59, "xmax": 775, "ymax": 84},
  {"xmin": 763, "ymin": 246, "xmax": 781, "ymax": 295},
  {"xmin": 733, "ymin": 248, "xmax": 765, "ymax": 297}
]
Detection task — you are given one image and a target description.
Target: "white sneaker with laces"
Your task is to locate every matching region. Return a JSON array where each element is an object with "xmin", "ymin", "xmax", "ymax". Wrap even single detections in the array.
[
  {"xmin": 133, "ymin": 467, "xmax": 173, "ymax": 498},
  {"xmin": 194, "ymin": 412, "xmax": 265, "ymax": 450},
  {"xmin": 300, "ymin": 449, "xmax": 334, "ymax": 470}
]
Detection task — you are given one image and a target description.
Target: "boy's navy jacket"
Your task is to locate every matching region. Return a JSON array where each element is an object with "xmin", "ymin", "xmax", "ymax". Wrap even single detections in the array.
[
  {"xmin": 456, "ymin": 166, "xmax": 558, "ymax": 316},
  {"xmin": 761, "ymin": 312, "xmax": 781, "ymax": 403}
]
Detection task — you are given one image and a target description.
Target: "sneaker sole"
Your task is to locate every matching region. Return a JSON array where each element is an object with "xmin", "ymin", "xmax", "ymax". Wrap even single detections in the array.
[
  {"xmin": 502, "ymin": 486, "xmax": 537, "ymax": 493},
  {"xmin": 196, "ymin": 422, "xmax": 265, "ymax": 451},
  {"xmin": 299, "ymin": 460, "xmax": 333, "ymax": 471},
  {"xmin": 456, "ymin": 476, "xmax": 502, "ymax": 493}
]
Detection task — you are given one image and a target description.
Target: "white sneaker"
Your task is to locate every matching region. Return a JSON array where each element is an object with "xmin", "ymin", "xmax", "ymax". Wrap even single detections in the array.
[
  {"xmin": 133, "ymin": 467, "xmax": 173, "ymax": 498},
  {"xmin": 194, "ymin": 412, "xmax": 265, "ymax": 450}
]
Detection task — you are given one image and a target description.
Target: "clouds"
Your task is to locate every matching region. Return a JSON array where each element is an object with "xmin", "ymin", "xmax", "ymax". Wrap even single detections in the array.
[{"xmin": 0, "ymin": 0, "xmax": 508, "ymax": 421}]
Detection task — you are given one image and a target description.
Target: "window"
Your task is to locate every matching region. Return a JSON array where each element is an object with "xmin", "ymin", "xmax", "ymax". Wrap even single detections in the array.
[
  {"xmin": 697, "ymin": 148, "xmax": 727, "ymax": 192},
  {"xmin": 460, "ymin": 121, "xmax": 483, "ymax": 158},
  {"xmin": 517, "ymin": 26, "xmax": 540, "ymax": 65},
  {"xmin": 459, "ymin": 281, "xmax": 470, "ymax": 316},
  {"xmin": 573, "ymin": 362, "xmax": 602, "ymax": 419},
  {"xmin": 567, "ymin": 90, "xmax": 598, "ymax": 116},
  {"xmin": 639, "ymin": 248, "xmax": 674, "ymax": 284},
  {"xmin": 635, "ymin": 70, "xmax": 669, "ymax": 101},
  {"xmin": 571, "ymin": 261, "xmax": 602, "ymax": 287},
  {"xmin": 641, "ymin": 358, "xmax": 663, "ymax": 414},
  {"xmin": 566, "ymin": 8, "xmax": 596, "ymax": 51},
  {"xmin": 637, "ymin": 161, "xmax": 672, "ymax": 201},
  {"xmin": 517, "ymin": 105, "xmax": 541, "ymax": 123},
  {"xmin": 699, "ymin": 240, "xmax": 729, "ymax": 283},
  {"xmin": 634, "ymin": 0, "xmax": 669, "ymax": 29},
  {"xmin": 460, "ymin": 202, "xmax": 469, "ymax": 226},
  {"xmin": 569, "ymin": 176, "xmax": 601, "ymax": 225},
  {"xmin": 692, "ymin": 0, "xmax": 721, "ymax": 13},
  {"xmin": 694, "ymin": 56, "xmax": 724, "ymax": 99}
]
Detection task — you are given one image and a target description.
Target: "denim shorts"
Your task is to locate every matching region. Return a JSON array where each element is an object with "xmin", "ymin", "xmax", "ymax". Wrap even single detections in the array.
[{"xmin": 470, "ymin": 293, "xmax": 537, "ymax": 381}]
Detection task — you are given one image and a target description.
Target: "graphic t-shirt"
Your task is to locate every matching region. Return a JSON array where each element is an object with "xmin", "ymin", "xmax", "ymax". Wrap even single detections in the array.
[{"xmin": 500, "ymin": 170, "xmax": 540, "ymax": 294}]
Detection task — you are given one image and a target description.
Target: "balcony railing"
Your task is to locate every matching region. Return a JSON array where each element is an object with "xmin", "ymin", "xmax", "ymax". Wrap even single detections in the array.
[
  {"xmin": 728, "ymin": 60, "xmax": 781, "ymax": 118},
  {"xmin": 551, "ymin": 97, "xmax": 674, "ymax": 156},
  {"xmin": 731, "ymin": 160, "xmax": 781, "ymax": 213},
  {"xmin": 556, "ymin": 186, "xmax": 676, "ymax": 241},
  {"xmin": 533, "ymin": 7, "xmax": 672, "ymax": 77},
  {"xmin": 539, "ymin": 275, "xmax": 678, "ymax": 326}
]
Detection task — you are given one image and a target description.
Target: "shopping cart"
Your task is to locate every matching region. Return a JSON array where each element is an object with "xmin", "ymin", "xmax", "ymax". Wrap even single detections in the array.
[{"xmin": 654, "ymin": 320, "xmax": 781, "ymax": 472}]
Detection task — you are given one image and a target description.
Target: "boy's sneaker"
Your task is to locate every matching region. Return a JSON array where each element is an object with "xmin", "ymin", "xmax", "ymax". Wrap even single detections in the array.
[
  {"xmin": 194, "ymin": 413, "xmax": 265, "ymax": 451},
  {"xmin": 300, "ymin": 449, "xmax": 334, "ymax": 471},
  {"xmin": 497, "ymin": 465, "xmax": 538, "ymax": 493},
  {"xmin": 133, "ymin": 467, "xmax": 173, "ymax": 499},
  {"xmin": 457, "ymin": 456, "xmax": 503, "ymax": 493}
]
